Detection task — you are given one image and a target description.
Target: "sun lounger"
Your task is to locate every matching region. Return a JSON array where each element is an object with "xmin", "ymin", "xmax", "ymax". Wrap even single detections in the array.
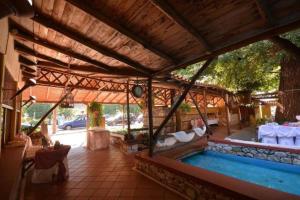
[
  {"xmin": 171, "ymin": 131, "xmax": 195, "ymax": 143},
  {"xmin": 193, "ymin": 126, "xmax": 206, "ymax": 137},
  {"xmin": 156, "ymin": 136, "xmax": 177, "ymax": 148}
]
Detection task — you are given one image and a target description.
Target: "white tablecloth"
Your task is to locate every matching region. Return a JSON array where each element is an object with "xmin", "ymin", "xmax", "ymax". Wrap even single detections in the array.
[{"xmin": 258, "ymin": 125, "xmax": 300, "ymax": 139}]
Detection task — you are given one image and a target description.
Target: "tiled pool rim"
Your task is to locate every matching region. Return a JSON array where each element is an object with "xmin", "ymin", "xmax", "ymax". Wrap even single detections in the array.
[{"xmin": 135, "ymin": 141, "xmax": 300, "ymax": 200}]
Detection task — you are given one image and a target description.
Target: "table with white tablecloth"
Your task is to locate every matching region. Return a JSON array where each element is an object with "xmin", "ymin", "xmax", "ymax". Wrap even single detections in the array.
[{"xmin": 258, "ymin": 124, "xmax": 300, "ymax": 146}]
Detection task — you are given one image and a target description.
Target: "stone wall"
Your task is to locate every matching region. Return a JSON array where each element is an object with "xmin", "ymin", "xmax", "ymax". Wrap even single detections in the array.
[
  {"xmin": 207, "ymin": 141, "xmax": 300, "ymax": 165},
  {"xmin": 135, "ymin": 158, "xmax": 245, "ymax": 200}
]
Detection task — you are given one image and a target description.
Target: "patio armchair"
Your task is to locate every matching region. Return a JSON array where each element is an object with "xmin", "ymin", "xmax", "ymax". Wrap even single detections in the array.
[
  {"xmin": 22, "ymin": 135, "xmax": 43, "ymax": 177},
  {"xmin": 32, "ymin": 144, "xmax": 70, "ymax": 183}
]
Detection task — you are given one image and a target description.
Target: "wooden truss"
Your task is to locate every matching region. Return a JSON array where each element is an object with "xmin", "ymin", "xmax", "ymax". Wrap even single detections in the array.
[{"xmin": 34, "ymin": 67, "xmax": 225, "ymax": 107}]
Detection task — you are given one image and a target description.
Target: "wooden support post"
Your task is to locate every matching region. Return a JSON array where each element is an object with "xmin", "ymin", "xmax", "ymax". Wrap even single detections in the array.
[
  {"xmin": 147, "ymin": 77, "xmax": 154, "ymax": 157},
  {"xmin": 28, "ymin": 78, "xmax": 84, "ymax": 136},
  {"xmin": 151, "ymin": 58, "xmax": 214, "ymax": 154},
  {"xmin": 203, "ymin": 89, "xmax": 208, "ymax": 118},
  {"xmin": 238, "ymin": 105, "xmax": 242, "ymax": 129},
  {"xmin": 122, "ymin": 104, "xmax": 125, "ymax": 129},
  {"xmin": 189, "ymin": 92, "xmax": 212, "ymax": 135},
  {"xmin": 0, "ymin": 53, "xmax": 5, "ymax": 152},
  {"xmin": 10, "ymin": 81, "xmax": 18, "ymax": 141},
  {"xmin": 225, "ymin": 94, "xmax": 231, "ymax": 135},
  {"xmin": 170, "ymin": 89, "xmax": 177, "ymax": 132},
  {"xmin": 52, "ymin": 107, "xmax": 57, "ymax": 134},
  {"xmin": 126, "ymin": 80, "xmax": 131, "ymax": 135}
]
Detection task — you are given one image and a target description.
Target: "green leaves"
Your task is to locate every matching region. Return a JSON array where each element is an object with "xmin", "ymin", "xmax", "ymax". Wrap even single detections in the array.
[{"xmin": 174, "ymin": 29, "xmax": 300, "ymax": 93}]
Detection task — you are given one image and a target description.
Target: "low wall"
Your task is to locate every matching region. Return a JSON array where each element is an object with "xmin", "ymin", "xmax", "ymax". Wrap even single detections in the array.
[
  {"xmin": 135, "ymin": 152, "xmax": 299, "ymax": 200},
  {"xmin": 207, "ymin": 140, "xmax": 300, "ymax": 165},
  {"xmin": 135, "ymin": 155, "xmax": 247, "ymax": 200}
]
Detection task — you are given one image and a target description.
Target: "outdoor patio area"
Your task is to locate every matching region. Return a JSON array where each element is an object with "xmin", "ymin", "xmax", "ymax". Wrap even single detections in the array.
[
  {"xmin": 24, "ymin": 145, "xmax": 182, "ymax": 200},
  {"xmin": 1, "ymin": 0, "xmax": 300, "ymax": 199}
]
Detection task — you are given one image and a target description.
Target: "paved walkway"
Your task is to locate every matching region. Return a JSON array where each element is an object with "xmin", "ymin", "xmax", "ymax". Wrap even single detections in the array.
[{"xmin": 24, "ymin": 146, "xmax": 183, "ymax": 200}]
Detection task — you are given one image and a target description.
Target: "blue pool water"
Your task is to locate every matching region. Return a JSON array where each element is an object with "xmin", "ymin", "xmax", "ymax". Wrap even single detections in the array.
[{"xmin": 181, "ymin": 151, "xmax": 300, "ymax": 196}]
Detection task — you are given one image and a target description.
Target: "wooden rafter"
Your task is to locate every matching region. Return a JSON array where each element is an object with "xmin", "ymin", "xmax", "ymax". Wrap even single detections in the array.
[
  {"xmin": 66, "ymin": 0, "xmax": 175, "ymax": 63},
  {"xmin": 11, "ymin": 27, "xmax": 114, "ymax": 72},
  {"xmin": 101, "ymin": 92, "xmax": 113, "ymax": 102},
  {"xmin": 15, "ymin": 41, "xmax": 147, "ymax": 77},
  {"xmin": 254, "ymin": 0, "xmax": 274, "ymax": 25},
  {"xmin": 150, "ymin": 0, "xmax": 211, "ymax": 53},
  {"xmin": 32, "ymin": 13, "xmax": 152, "ymax": 76},
  {"xmin": 83, "ymin": 91, "xmax": 91, "ymax": 102},
  {"xmin": 155, "ymin": 14, "xmax": 300, "ymax": 75}
]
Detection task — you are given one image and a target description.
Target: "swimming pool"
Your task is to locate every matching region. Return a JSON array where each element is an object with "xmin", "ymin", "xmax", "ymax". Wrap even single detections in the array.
[{"xmin": 181, "ymin": 150, "xmax": 300, "ymax": 196}]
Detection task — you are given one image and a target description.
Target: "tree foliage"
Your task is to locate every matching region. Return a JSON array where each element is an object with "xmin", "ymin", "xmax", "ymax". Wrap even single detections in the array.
[
  {"xmin": 175, "ymin": 29, "xmax": 300, "ymax": 93},
  {"xmin": 58, "ymin": 107, "xmax": 75, "ymax": 120},
  {"xmin": 23, "ymin": 103, "xmax": 52, "ymax": 119}
]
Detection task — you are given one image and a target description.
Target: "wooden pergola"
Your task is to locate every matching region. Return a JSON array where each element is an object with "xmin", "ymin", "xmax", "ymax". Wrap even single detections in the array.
[
  {"xmin": 22, "ymin": 66, "xmax": 227, "ymax": 106},
  {"xmin": 9, "ymin": 0, "xmax": 300, "ymax": 156}
]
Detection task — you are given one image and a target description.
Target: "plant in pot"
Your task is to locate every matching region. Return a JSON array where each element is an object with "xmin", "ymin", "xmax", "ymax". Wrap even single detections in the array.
[
  {"xmin": 87, "ymin": 102, "xmax": 105, "ymax": 129},
  {"xmin": 179, "ymin": 102, "xmax": 192, "ymax": 113}
]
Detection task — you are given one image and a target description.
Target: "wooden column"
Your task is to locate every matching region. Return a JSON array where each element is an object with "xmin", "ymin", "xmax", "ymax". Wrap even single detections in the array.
[
  {"xmin": 126, "ymin": 80, "xmax": 131, "ymax": 135},
  {"xmin": 122, "ymin": 104, "xmax": 125, "ymax": 129},
  {"xmin": 225, "ymin": 94, "xmax": 231, "ymax": 135},
  {"xmin": 0, "ymin": 54, "xmax": 5, "ymax": 152},
  {"xmin": 203, "ymin": 89, "xmax": 208, "ymax": 118},
  {"xmin": 10, "ymin": 81, "xmax": 18, "ymax": 141},
  {"xmin": 147, "ymin": 77, "xmax": 154, "ymax": 157},
  {"xmin": 151, "ymin": 58, "xmax": 214, "ymax": 153},
  {"xmin": 86, "ymin": 103, "xmax": 89, "ymax": 147},
  {"xmin": 52, "ymin": 107, "xmax": 57, "ymax": 134},
  {"xmin": 170, "ymin": 89, "xmax": 177, "ymax": 132},
  {"xmin": 189, "ymin": 92, "xmax": 212, "ymax": 135},
  {"xmin": 238, "ymin": 105, "xmax": 242, "ymax": 129}
]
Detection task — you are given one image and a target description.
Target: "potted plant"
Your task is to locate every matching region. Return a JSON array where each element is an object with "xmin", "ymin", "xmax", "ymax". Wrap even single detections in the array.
[
  {"xmin": 87, "ymin": 102, "xmax": 105, "ymax": 128},
  {"xmin": 179, "ymin": 102, "xmax": 192, "ymax": 113}
]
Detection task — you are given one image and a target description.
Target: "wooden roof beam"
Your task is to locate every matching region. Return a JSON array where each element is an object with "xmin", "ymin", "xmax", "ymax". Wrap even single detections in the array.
[
  {"xmin": 32, "ymin": 13, "xmax": 152, "ymax": 76},
  {"xmin": 14, "ymin": 41, "xmax": 148, "ymax": 77},
  {"xmin": 11, "ymin": 27, "xmax": 114, "ymax": 72},
  {"xmin": 155, "ymin": 15, "xmax": 300, "ymax": 75},
  {"xmin": 150, "ymin": 0, "xmax": 211, "ymax": 53},
  {"xmin": 65, "ymin": 0, "xmax": 175, "ymax": 63},
  {"xmin": 255, "ymin": 0, "xmax": 275, "ymax": 26}
]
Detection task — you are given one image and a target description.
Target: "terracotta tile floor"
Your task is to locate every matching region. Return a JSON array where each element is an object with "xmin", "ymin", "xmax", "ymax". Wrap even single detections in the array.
[{"xmin": 24, "ymin": 146, "xmax": 183, "ymax": 200}]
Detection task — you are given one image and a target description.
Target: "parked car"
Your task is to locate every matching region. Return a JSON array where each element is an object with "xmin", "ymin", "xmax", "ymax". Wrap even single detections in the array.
[
  {"xmin": 58, "ymin": 115, "xmax": 87, "ymax": 130},
  {"xmin": 106, "ymin": 112, "xmax": 135, "ymax": 126}
]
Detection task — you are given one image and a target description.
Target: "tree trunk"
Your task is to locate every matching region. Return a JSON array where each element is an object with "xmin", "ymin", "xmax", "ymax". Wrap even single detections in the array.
[
  {"xmin": 270, "ymin": 36, "xmax": 300, "ymax": 123},
  {"xmin": 275, "ymin": 57, "xmax": 300, "ymax": 122}
]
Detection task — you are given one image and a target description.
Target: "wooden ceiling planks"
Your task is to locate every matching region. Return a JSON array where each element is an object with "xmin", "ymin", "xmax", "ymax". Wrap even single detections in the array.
[{"xmin": 10, "ymin": 0, "xmax": 300, "ymax": 82}]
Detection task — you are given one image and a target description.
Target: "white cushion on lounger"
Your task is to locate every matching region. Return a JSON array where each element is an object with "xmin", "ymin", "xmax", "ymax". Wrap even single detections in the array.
[
  {"xmin": 172, "ymin": 131, "xmax": 195, "ymax": 143},
  {"xmin": 156, "ymin": 137, "xmax": 177, "ymax": 148},
  {"xmin": 193, "ymin": 126, "xmax": 206, "ymax": 137}
]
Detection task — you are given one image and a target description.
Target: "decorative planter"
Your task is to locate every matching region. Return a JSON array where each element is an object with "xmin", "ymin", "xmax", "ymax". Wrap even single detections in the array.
[{"xmin": 87, "ymin": 127, "xmax": 110, "ymax": 151}]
